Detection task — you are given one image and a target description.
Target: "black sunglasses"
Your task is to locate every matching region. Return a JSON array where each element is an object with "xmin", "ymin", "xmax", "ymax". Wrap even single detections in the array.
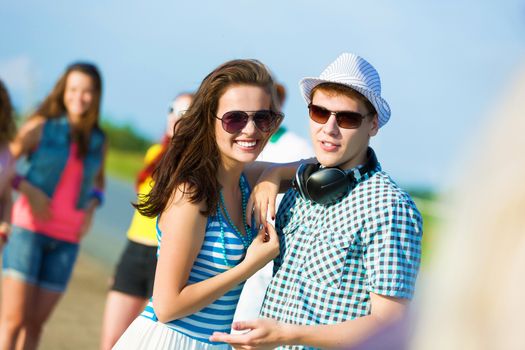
[
  {"xmin": 308, "ymin": 104, "xmax": 372, "ymax": 129},
  {"xmin": 216, "ymin": 110, "xmax": 283, "ymax": 134}
]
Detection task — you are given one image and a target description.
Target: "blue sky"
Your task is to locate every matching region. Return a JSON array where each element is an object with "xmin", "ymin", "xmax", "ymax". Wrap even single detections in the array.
[{"xmin": 1, "ymin": 0, "xmax": 524, "ymax": 190}]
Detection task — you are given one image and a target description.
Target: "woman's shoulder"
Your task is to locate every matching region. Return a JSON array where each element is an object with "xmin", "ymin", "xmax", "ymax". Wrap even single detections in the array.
[
  {"xmin": 165, "ymin": 183, "xmax": 209, "ymax": 213},
  {"xmin": 157, "ymin": 183, "xmax": 209, "ymax": 235}
]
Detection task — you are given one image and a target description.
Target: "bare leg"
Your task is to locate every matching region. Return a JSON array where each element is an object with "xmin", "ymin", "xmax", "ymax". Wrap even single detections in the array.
[
  {"xmin": 0, "ymin": 277, "xmax": 34, "ymax": 350},
  {"xmin": 99, "ymin": 291, "xmax": 148, "ymax": 350},
  {"xmin": 19, "ymin": 287, "xmax": 62, "ymax": 350}
]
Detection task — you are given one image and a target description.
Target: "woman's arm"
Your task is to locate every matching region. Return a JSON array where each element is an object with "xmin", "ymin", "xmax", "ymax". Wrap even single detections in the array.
[
  {"xmin": 9, "ymin": 117, "xmax": 52, "ymax": 220},
  {"xmin": 93, "ymin": 140, "xmax": 107, "ymax": 192},
  {"xmin": 244, "ymin": 157, "xmax": 316, "ymax": 190},
  {"xmin": 0, "ymin": 189, "xmax": 12, "ymax": 248},
  {"xmin": 79, "ymin": 140, "xmax": 108, "ymax": 238},
  {"xmin": 153, "ymin": 185, "xmax": 279, "ymax": 323},
  {"xmin": 245, "ymin": 158, "xmax": 316, "ymax": 227},
  {"xmin": 0, "ymin": 187, "xmax": 12, "ymax": 225},
  {"xmin": 9, "ymin": 116, "xmax": 45, "ymax": 160}
]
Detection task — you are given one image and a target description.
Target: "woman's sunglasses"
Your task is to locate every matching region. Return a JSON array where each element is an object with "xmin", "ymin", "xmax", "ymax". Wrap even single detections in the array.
[
  {"xmin": 308, "ymin": 104, "xmax": 372, "ymax": 129},
  {"xmin": 216, "ymin": 110, "xmax": 284, "ymax": 134}
]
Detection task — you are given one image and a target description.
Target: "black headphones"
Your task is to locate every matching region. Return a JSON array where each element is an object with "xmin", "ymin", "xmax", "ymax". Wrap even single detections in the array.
[{"xmin": 292, "ymin": 148, "xmax": 378, "ymax": 205}]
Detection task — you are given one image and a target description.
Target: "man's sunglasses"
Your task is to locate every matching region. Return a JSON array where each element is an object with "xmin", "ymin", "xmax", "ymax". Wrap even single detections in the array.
[
  {"xmin": 216, "ymin": 110, "xmax": 283, "ymax": 134},
  {"xmin": 308, "ymin": 104, "xmax": 372, "ymax": 129}
]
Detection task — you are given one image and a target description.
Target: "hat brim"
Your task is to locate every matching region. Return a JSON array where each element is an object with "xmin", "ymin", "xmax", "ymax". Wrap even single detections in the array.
[{"xmin": 299, "ymin": 77, "xmax": 391, "ymax": 128}]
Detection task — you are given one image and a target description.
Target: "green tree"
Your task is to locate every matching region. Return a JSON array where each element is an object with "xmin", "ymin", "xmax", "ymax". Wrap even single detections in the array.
[{"xmin": 101, "ymin": 119, "xmax": 152, "ymax": 153}]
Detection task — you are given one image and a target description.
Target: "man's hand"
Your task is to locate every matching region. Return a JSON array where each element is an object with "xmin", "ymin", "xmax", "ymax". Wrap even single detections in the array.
[
  {"xmin": 210, "ymin": 318, "xmax": 287, "ymax": 350},
  {"xmin": 211, "ymin": 294, "xmax": 409, "ymax": 349}
]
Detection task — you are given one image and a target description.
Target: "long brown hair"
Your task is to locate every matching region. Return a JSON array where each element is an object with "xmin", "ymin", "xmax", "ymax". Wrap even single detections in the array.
[
  {"xmin": 33, "ymin": 62, "xmax": 103, "ymax": 157},
  {"xmin": 137, "ymin": 59, "xmax": 280, "ymax": 217},
  {"xmin": 0, "ymin": 80, "xmax": 16, "ymax": 147}
]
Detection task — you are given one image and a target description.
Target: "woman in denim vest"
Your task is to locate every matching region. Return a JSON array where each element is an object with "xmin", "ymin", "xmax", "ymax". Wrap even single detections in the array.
[{"xmin": 0, "ymin": 62, "xmax": 106, "ymax": 350}]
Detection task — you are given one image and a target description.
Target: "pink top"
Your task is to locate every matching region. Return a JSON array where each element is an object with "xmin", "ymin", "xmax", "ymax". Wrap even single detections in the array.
[{"xmin": 12, "ymin": 143, "xmax": 86, "ymax": 243}]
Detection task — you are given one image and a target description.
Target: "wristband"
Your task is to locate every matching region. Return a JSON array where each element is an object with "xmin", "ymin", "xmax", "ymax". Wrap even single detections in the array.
[
  {"xmin": 89, "ymin": 188, "xmax": 105, "ymax": 207},
  {"xmin": 11, "ymin": 174, "xmax": 24, "ymax": 191}
]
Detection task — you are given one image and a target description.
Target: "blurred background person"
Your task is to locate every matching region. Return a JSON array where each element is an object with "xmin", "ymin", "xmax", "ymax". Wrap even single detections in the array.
[
  {"xmin": 233, "ymin": 82, "xmax": 313, "ymax": 323},
  {"xmin": 408, "ymin": 64, "xmax": 525, "ymax": 350},
  {"xmin": 0, "ymin": 80, "xmax": 16, "ymax": 250},
  {"xmin": 256, "ymin": 84, "xmax": 314, "ymax": 164},
  {"xmin": 99, "ymin": 92, "xmax": 193, "ymax": 350},
  {"xmin": 0, "ymin": 62, "xmax": 106, "ymax": 350}
]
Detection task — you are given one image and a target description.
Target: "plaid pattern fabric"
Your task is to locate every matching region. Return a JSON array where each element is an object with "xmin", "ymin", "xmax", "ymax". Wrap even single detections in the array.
[{"xmin": 260, "ymin": 163, "xmax": 423, "ymax": 350}]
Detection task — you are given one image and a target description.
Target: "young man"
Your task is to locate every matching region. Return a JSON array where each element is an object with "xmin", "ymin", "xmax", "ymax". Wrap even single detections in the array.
[{"xmin": 211, "ymin": 53, "xmax": 423, "ymax": 349}]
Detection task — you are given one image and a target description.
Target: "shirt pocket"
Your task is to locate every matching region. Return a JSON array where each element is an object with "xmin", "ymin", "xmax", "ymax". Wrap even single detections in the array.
[
  {"xmin": 277, "ymin": 219, "xmax": 301, "ymax": 260},
  {"xmin": 300, "ymin": 229, "xmax": 353, "ymax": 289}
]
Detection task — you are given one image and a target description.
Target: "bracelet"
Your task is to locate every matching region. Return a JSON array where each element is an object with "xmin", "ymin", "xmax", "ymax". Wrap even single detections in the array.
[
  {"xmin": 11, "ymin": 174, "xmax": 24, "ymax": 191},
  {"xmin": 89, "ymin": 188, "xmax": 105, "ymax": 207}
]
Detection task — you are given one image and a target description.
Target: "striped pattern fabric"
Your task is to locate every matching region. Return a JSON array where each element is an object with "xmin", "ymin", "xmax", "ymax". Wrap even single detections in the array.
[
  {"xmin": 113, "ymin": 317, "xmax": 230, "ymax": 350},
  {"xmin": 140, "ymin": 175, "xmax": 254, "ymax": 345},
  {"xmin": 260, "ymin": 162, "xmax": 422, "ymax": 350},
  {"xmin": 299, "ymin": 53, "xmax": 391, "ymax": 128}
]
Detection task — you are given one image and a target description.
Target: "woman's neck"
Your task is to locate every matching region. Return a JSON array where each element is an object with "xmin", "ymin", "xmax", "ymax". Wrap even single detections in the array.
[{"xmin": 217, "ymin": 158, "xmax": 244, "ymax": 191}]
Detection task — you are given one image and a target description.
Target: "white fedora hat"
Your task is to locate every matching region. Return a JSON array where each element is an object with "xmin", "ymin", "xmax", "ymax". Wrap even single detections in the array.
[{"xmin": 300, "ymin": 53, "xmax": 391, "ymax": 128}]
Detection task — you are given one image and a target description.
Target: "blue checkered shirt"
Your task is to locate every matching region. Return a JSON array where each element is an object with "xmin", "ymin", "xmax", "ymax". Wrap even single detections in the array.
[{"xmin": 260, "ymin": 162, "xmax": 423, "ymax": 350}]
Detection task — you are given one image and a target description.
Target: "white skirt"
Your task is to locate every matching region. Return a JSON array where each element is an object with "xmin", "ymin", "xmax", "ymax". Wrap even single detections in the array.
[{"xmin": 113, "ymin": 316, "xmax": 231, "ymax": 350}]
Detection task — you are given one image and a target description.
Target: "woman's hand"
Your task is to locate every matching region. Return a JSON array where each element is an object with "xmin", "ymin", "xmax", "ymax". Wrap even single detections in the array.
[
  {"xmin": 24, "ymin": 182, "xmax": 52, "ymax": 220},
  {"xmin": 0, "ymin": 221, "xmax": 11, "ymax": 251},
  {"xmin": 243, "ymin": 223, "xmax": 279, "ymax": 272},
  {"xmin": 78, "ymin": 198, "xmax": 99, "ymax": 239},
  {"xmin": 246, "ymin": 167, "xmax": 282, "ymax": 228},
  {"xmin": 79, "ymin": 209, "xmax": 94, "ymax": 239}
]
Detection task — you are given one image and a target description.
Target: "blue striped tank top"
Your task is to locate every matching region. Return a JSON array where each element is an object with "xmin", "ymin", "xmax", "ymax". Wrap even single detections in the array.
[{"xmin": 141, "ymin": 174, "xmax": 255, "ymax": 344}]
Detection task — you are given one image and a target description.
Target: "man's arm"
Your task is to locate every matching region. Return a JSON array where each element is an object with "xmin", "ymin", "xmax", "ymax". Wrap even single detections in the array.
[{"xmin": 210, "ymin": 293, "xmax": 408, "ymax": 349}]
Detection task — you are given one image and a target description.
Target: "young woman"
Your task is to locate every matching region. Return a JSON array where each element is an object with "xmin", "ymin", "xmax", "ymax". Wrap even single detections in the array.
[
  {"xmin": 0, "ymin": 63, "xmax": 106, "ymax": 350},
  {"xmin": 100, "ymin": 93, "xmax": 193, "ymax": 350},
  {"xmin": 0, "ymin": 80, "xmax": 16, "ymax": 250},
  {"xmin": 113, "ymin": 59, "xmax": 283, "ymax": 349}
]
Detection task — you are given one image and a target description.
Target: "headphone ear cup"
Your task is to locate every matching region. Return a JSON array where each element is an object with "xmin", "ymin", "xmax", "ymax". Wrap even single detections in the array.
[
  {"xmin": 306, "ymin": 168, "xmax": 350, "ymax": 205},
  {"xmin": 294, "ymin": 163, "xmax": 319, "ymax": 200}
]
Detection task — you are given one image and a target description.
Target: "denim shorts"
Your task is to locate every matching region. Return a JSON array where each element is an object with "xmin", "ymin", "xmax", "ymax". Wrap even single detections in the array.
[{"xmin": 2, "ymin": 226, "xmax": 80, "ymax": 292}]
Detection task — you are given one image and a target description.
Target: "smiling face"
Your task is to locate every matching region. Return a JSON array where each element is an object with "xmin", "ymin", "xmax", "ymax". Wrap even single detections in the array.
[
  {"xmin": 310, "ymin": 89, "xmax": 378, "ymax": 170},
  {"xmin": 63, "ymin": 71, "xmax": 95, "ymax": 126},
  {"xmin": 215, "ymin": 84, "xmax": 272, "ymax": 168}
]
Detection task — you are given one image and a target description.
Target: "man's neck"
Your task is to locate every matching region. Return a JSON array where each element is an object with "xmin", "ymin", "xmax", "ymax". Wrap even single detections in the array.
[{"xmin": 337, "ymin": 146, "xmax": 369, "ymax": 171}]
